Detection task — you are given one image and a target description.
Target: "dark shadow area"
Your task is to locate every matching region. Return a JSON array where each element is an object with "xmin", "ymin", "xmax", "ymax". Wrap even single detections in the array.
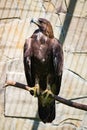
[
  {"xmin": 31, "ymin": 112, "xmax": 40, "ymax": 130},
  {"xmin": 59, "ymin": 0, "xmax": 77, "ymax": 45}
]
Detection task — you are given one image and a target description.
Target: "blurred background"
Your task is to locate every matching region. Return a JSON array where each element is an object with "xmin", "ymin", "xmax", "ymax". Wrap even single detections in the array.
[{"xmin": 0, "ymin": 0, "xmax": 87, "ymax": 130}]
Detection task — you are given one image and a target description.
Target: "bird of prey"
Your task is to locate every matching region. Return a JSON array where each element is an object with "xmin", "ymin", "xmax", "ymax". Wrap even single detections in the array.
[{"xmin": 23, "ymin": 18, "xmax": 63, "ymax": 123}]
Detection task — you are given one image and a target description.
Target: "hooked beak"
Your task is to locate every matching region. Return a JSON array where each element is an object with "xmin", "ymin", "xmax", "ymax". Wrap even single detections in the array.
[{"xmin": 30, "ymin": 18, "xmax": 40, "ymax": 27}]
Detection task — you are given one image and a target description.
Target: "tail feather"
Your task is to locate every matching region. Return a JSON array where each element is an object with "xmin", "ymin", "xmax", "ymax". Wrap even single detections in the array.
[{"xmin": 38, "ymin": 97, "xmax": 55, "ymax": 123}]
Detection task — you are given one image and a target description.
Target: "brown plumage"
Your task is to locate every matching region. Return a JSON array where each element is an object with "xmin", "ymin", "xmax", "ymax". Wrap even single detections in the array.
[{"xmin": 23, "ymin": 18, "xmax": 63, "ymax": 123}]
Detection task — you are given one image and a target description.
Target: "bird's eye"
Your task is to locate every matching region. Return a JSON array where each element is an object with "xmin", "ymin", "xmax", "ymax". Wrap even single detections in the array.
[{"xmin": 39, "ymin": 20, "xmax": 43, "ymax": 24}]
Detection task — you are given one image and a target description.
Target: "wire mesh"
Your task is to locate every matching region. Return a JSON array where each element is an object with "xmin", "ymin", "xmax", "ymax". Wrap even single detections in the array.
[{"xmin": 0, "ymin": 0, "xmax": 87, "ymax": 130}]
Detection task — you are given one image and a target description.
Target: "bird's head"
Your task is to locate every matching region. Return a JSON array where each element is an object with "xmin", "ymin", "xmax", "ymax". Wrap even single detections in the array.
[{"xmin": 31, "ymin": 18, "xmax": 54, "ymax": 38}]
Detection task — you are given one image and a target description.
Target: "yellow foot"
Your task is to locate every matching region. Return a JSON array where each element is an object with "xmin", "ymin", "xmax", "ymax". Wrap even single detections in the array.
[
  {"xmin": 28, "ymin": 84, "xmax": 40, "ymax": 97},
  {"xmin": 38, "ymin": 89, "xmax": 54, "ymax": 106},
  {"xmin": 42, "ymin": 89, "xmax": 53, "ymax": 98}
]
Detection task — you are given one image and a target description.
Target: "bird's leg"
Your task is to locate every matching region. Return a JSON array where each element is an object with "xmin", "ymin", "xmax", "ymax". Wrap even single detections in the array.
[
  {"xmin": 42, "ymin": 89, "xmax": 54, "ymax": 99},
  {"xmin": 28, "ymin": 84, "xmax": 40, "ymax": 97},
  {"xmin": 38, "ymin": 89, "xmax": 54, "ymax": 106}
]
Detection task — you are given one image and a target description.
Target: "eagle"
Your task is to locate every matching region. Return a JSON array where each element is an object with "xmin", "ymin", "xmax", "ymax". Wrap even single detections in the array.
[{"xmin": 23, "ymin": 18, "xmax": 63, "ymax": 123}]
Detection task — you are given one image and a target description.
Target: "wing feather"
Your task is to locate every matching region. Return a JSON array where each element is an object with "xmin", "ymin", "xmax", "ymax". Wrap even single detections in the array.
[{"xmin": 23, "ymin": 38, "xmax": 35, "ymax": 87}]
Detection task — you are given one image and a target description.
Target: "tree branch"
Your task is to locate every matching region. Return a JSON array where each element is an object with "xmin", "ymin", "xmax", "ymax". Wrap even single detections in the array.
[
  {"xmin": 4, "ymin": 80, "xmax": 87, "ymax": 111},
  {"xmin": 53, "ymin": 95, "xmax": 87, "ymax": 111}
]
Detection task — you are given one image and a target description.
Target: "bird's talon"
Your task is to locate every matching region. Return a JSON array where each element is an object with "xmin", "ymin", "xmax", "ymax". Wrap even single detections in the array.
[
  {"xmin": 39, "ymin": 89, "xmax": 54, "ymax": 106},
  {"xmin": 42, "ymin": 89, "xmax": 53, "ymax": 97},
  {"xmin": 29, "ymin": 85, "xmax": 40, "ymax": 97}
]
